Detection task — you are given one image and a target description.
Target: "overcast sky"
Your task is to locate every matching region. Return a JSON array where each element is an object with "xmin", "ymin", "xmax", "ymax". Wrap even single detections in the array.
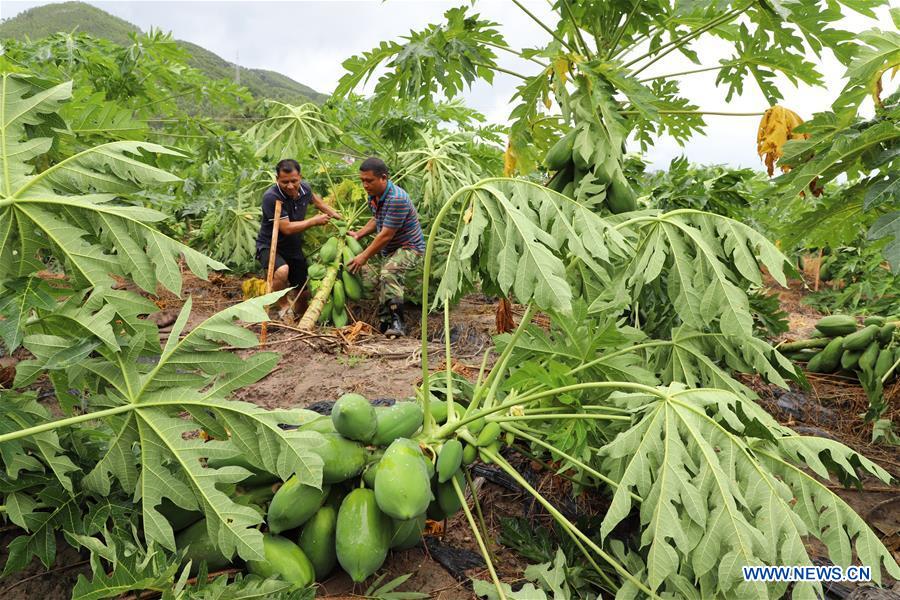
[{"xmin": 2, "ymin": 0, "xmax": 895, "ymax": 170}]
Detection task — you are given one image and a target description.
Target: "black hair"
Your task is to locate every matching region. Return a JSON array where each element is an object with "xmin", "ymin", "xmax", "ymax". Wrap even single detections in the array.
[
  {"xmin": 275, "ymin": 159, "xmax": 301, "ymax": 175},
  {"xmin": 359, "ymin": 157, "xmax": 389, "ymax": 178}
]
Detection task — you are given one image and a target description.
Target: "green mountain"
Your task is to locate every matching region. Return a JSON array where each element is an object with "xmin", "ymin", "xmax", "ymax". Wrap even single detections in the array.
[{"xmin": 0, "ymin": 1, "xmax": 328, "ymax": 104}]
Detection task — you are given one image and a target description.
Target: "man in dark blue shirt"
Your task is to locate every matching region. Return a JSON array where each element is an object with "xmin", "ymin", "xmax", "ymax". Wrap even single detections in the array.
[{"xmin": 256, "ymin": 159, "xmax": 340, "ymax": 316}]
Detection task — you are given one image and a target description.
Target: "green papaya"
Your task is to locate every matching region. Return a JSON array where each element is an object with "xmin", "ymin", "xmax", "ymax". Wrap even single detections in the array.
[
  {"xmin": 298, "ymin": 505, "xmax": 337, "ymax": 580},
  {"xmin": 319, "ymin": 299, "xmax": 333, "ymax": 325},
  {"xmin": 267, "ymin": 477, "xmax": 331, "ymax": 534},
  {"xmin": 362, "ymin": 461, "xmax": 380, "ymax": 488},
  {"xmin": 332, "ymin": 393, "xmax": 376, "ymax": 443},
  {"xmin": 808, "ymin": 336, "xmax": 843, "ymax": 373},
  {"xmin": 546, "ymin": 162, "xmax": 574, "ymax": 193},
  {"xmin": 858, "ymin": 341, "xmax": 880, "ymax": 372},
  {"xmin": 342, "ymin": 245, "xmax": 356, "ymax": 265},
  {"xmin": 371, "ymin": 402, "xmax": 424, "ymax": 446},
  {"xmin": 606, "ymin": 171, "xmax": 637, "ymax": 214},
  {"xmin": 479, "ymin": 440, "xmax": 501, "ymax": 464},
  {"xmin": 864, "ymin": 316, "xmax": 885, "ymax": 327},
  {"xmin": 374, "ymin": 438, "xmax": 433, "ymax": 520},
  {"xmin": 436, "ymin": 472, "xmax": 464, "ymax": 517},
  {"xmin": 342, "ymin": 270, "xmax": 363, "ymax": 301},
  {"xmin": 462, "ymin": 443, "xmax": 477, "ymax": 466},
  {"xmin": 594, "ymin": 155, "xmax": 616, "ymax": 186},
  {"xmin": 175, "ymin": 518, "xmax": 230, "ymax": 572},
  {"xmin": 840, "ymin": 349, "xmax": 862, "ymax": 370},
  {"xmin": 874, "ymin": 347, "xmax": 894, "ymax": 380},
  {"xmin": 234, "ymin": 483, "xmax": 277, "ymax": 509},
  {"xmin": 336, "ymin": 488, "xmax": 392, "ymax": 583},
  {"xmin": 314, "ymin": 433, "xmax": 368, "ymax": 484},
  {"xmin": 320, "ymin": 237, "xmax": 339, "ymax": 264},
  {"xmin": 476, "ymin": 422, "xmax": 502, "ymax": 447},
  {"xmin": 308, "ymin": 264, "xmax": 327, "ymax": 280},
  {"xmin": 815, "ymin": 315, "xmax": 857, "ymax": 337},
  {"xmin": 843, "ymin": 325, "xmax": 879, "ymax": 351},
  {"xmin": 544, "ymin": 130, "xmax": 576, "ymax": 170},
  {"xmin": 159, "ymin": 498, "xmax": 202, "ymax": 532},
  {"xmin": 390, "ymin": 514, "xmax": 426, "ymax": 550},
  {"xmin": 332, "ymin": 280, "xmax": 346, "ymax": 312},
  {"xmin": 345, "ymin": 235, "xmax": 364, "ymax": 255},
  {"xmin": 436, "ymin": 440, "xmax": 463, "ymax": 483},
  {"xmin": 247, "ymin": 534, "xmax": 315, "ymax": 588},
  {"xmin": 877, "ymin": 323, "xmax": 896, "ymax": 344},
  {"xmin": 332, "ymin": 307, "xmax": 348, "ymax": 328}
]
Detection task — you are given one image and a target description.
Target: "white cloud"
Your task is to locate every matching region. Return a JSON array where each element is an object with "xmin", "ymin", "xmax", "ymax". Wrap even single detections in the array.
[{"xmin": 3, "ymin": 0, "xmax": 895, "ymax": 170}]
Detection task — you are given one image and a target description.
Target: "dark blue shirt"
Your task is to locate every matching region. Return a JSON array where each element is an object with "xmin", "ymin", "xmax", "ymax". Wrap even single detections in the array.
[{"xmin": 255, "ymin": 183, "xmax": 312, "ymax": 258}]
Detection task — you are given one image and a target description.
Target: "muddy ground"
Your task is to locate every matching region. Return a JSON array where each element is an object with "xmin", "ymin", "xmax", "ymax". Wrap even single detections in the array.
[{"xmin": 0, "ymin": 269, "xmax": 898, "ymax": 599}]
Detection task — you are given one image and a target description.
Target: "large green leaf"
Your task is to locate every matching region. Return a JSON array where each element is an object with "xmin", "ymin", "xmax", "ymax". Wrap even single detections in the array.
[
  {"xmin": 0, "ymin": 73, "xmax": 224, "ymax": 299},
  {"xmin": 598, "ymin": 385, "xmax": 899, "ymax": 598}
]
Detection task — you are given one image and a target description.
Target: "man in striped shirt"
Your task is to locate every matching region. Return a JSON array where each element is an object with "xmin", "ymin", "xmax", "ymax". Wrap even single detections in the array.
[{"xmin": 346, "ymin": 157, "xmax": 425, "ymax": 338}]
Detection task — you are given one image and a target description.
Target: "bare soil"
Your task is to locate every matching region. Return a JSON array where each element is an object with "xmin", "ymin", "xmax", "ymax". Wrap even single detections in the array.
[{"xmin": 1, "ymin": 270, "xmax": 898, "ymax": 599}]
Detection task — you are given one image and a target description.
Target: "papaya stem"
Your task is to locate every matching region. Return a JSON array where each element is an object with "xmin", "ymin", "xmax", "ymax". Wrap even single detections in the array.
[
  {"xmin": 452, "ymin": 475, "xmax": 506, "ymax": 600},
  {"xmin": 464, "ymin": 468, "xmax": 496, "ymax": 565}
]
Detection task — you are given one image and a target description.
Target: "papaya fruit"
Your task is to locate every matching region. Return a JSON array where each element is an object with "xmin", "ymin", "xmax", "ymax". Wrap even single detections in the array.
[
  {"xmin": 342, "ymin": 270, "xmax": 363, "ymax": 301},
  {"xmin": 175, "ymin": 518, "xmax": 230, "ymax": 573},
  {"xmin": 362, "ymin": 461, "xmax": 380, "ymax": 488},
  {"xmin": 874, "ymin": 347, "xmax": 894, "ymax": 380},
  {"xmin": 858, "ymin": 341, "xmax": 880, "ymax": 372},
  {"xmin": 319, "ymin": 299, "xmax": 333, "ymax": 325},
  {"xmin": 543, "ymin": 130, "xmax": 576, "ymax": 171},
  {"xmin": 815, "ymin": 315, "xmax": 857, "ymax": 337},
  {"xmin": 546, "ymin": 162, "xmax": 574, "ymax": 193},
  {"xmin": 840, "ymin": 349, "xmax": 862, "ymax": 371},
  {"xmin": 234, "ymin": 483, "xmax": 277, "ymax": 509},
  {"xmin": 335, "ymin": 488, "xmax": 392, "ymax": 583},
  {"xmin": 341, "ymin": 245, "xmax": 356, "ymax": 265},
  {"xmin": 436, "ymin": 440, "xmax": 463, "ymax": 483},
  {"xmin": 298, "ymin": 415, "xmax": 336, "ymax": 434},
  {"xmin": 247, "ymin": 534, "xmax": 315, "ymax": 588},
  {"xmin": 308, "ymin": 264, "xmax": 327, "ymax": 280},
  {"xmin": 298, "ymin": 505, "xmax": 337, "ymax": 580},
  {"xmin": 594, "ymin": 155, "xmax": 616, "ymax": 186},
  {"xmin": 606, "ymin": 171, "xmax": 637, "ymax": 214},
  {"xmin": 314, "ymin": 433, "xmax": 368, "ymax": 484},
  {"xmin": 159, "ymin": 498, "xmax": 202, "ymax": 532},
  {"xmin": 332, "ymin": 393, "xmax": 376, "ymax": 443},
  {"xmin": 332, "ymin": 307, "xmax": 348, "ymax": 328},
  {"xmin": 479, "ymin": 440, "xmax": 501, "ymax": 464},
  {"xmin": 371, "ymin": 402, "xmax": 424, "ymax": 446},
  {"xmin": 374, "ymin": 438, "xmax": 433, "ymax": 520},
  {"xmin": 267, "ymin": 477, "xmax": 331, "ymax": 534},
  {"xmin": 476, "ymin": 422, "xmax": 502, "ymax": 447},
  {"xmin": 320, "ymin": 237, "xmax": 339, "ymax": 264},
  {"xmin": 332, "ymin": 280, "xmax": 346, "ymax": 312},
  {"xmin": 390, "ymin": 514, "xmax": 426, "ymax": 550},
  {"xmin": 436, "ymin": 472, "xmax": 464, "ymax": 517},
  {"xmin": 864, "ymin": 316, "xmax": 885, "ymax": 327},
  {"xmin": 877, "ymin": 323, "xmax": 896, "ymax": 344},
  {"xmin": 808, "ymin": 336, "xmax": 843, "ymax": 373},
  {"xmin": 843, "ymin": 325, "xmax": 879, "ymax": 351},
  {"xmin": 345, "ymin": 235, "xmax": 364, "ymax": 255},
  {"xmin": 462, "ymin": 443, "xmax": 477, "ymax": 466}
]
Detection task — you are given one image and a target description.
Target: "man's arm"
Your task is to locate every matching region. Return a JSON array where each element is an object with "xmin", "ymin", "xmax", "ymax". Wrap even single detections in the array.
[
  {"xmin": 345, "ymin": 226, "xmax": 397, "ymax": 274},
  {"xmin": 278, "ymin": 213, "xmax": 330, "ymax": 235},
  {"xmin": 311, "ymin": 193, "xmax": 342, "ymax": 219},
  {"xmin": 350, "ymin": 218, "xmax": 377, "ymax": 240}
]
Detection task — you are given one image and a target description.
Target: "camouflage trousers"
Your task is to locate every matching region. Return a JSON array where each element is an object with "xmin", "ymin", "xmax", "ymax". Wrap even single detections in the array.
[{"xmin": 364, "ymin": 248, "xmax": 423, "ymax": 306}]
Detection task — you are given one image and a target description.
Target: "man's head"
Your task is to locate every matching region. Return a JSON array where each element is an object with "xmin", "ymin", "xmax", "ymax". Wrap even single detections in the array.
[
  {"xmin": 275, "ymin": 159, "xmax": 302, "ymax": 199},
  {"xmin": 359, "ymin": 157, "xmax": 389, "ymax": 198}
]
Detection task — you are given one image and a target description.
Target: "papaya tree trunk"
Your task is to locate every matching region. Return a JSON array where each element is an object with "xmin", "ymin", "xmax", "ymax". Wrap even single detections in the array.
[{"xmin": 297, "ymin": 238, "xmax": 345, "ymax": 330}]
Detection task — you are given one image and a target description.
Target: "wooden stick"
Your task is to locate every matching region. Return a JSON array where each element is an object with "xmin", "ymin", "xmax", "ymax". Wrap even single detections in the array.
[
  {"xmin": 813, "ymin": 248, "xmax": 823, "ymax": 292},
  {"xmin": 260, "ymin": 198, "xmax": 283, "ymax": 345}
]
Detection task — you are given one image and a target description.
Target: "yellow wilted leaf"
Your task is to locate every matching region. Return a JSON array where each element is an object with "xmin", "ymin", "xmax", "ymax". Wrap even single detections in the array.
[
  {"xmin": 502, "ymin": 139, "xmax": 517, "ymax": 177},
  {"xmin": 242, "ymin": 277, "xmax": 268, "ymax": 300},
  {"xmin": 756, "ymin": 105, "xmax": 808, "ymax": 176},
  {"xmin": 552, "ymin": 56, "xmax": 570, "ymax": 86}
]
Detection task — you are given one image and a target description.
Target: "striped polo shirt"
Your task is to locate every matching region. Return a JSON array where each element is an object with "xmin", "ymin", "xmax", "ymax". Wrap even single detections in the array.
[{"xmin": 368, "ymin": 180, "xmax": 425, "ymax": 256}]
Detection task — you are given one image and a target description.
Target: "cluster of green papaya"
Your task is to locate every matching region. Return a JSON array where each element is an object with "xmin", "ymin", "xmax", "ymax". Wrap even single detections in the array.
[
  {"xmin": 308, "ymin": 232, "xmax": 367, "ymax": 327},
  {"xmin": 543, "ymin": 126, "xmax": 636, "ymax": 214},
  {"xmin": 166, "ymin": 394, "xmax": 505, "ymax": 589},
  {"xmin": 784, "ymin": 315, "xmax": 900, "ymax": 382}
]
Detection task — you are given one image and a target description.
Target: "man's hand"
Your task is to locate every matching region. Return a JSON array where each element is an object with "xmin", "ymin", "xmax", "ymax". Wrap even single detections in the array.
[
  {"xmin": 345, "ymin": 254, "xmax": 368, "ymax": 274},
  {"xmin": 310, "ymin": 213, "xmax": 331, "ymax": 227},
  {"xmin": 328, "ymin": 209, "xmax": 343, "ymax": 219},
  {"xmin": 348, "ymin": 230, "xmax": 364, "ymax": 241}
]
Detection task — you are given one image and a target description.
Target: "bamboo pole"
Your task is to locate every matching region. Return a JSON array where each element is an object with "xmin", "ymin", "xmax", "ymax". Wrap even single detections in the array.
[{"xmin": 260, "ymin": 198, "xmax": 283, "ymax": 345}]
